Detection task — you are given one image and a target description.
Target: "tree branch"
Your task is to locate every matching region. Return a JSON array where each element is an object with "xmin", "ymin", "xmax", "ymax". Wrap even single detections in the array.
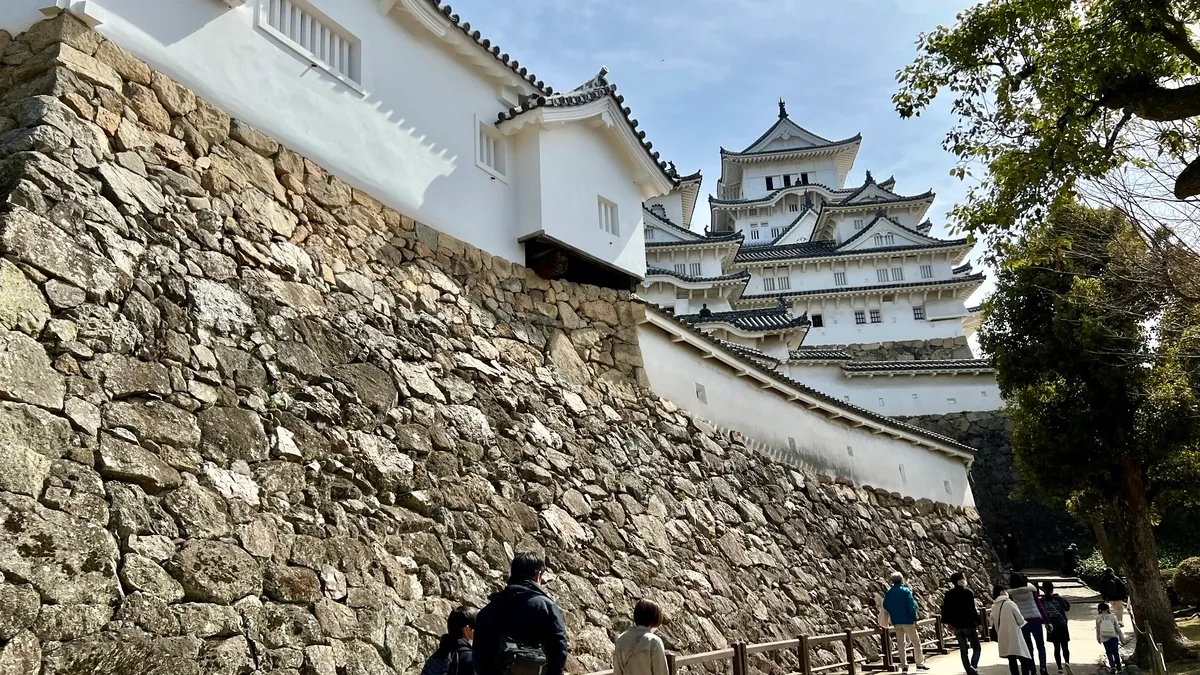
[
  {"xmin": 1147, "ymin": 1, "xmax": 1200, "ymax": 69},
  {"xmin": 1101, "ymin": 81, "xmax": 1200, "ymax": 121}
]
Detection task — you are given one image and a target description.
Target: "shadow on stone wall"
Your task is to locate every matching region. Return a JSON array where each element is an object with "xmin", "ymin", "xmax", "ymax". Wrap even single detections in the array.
[{"xmin": 896, "ymin": 411, "xmax": 1090, "ymax": 567}]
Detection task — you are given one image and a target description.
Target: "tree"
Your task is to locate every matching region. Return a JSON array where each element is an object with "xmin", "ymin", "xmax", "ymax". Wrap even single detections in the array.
[
  {"xmin": 894, "ymin": 0, "xmax": 1200, "ymax": 240},
  {"xmin": 979, "ymin": 203, "xmax": 1200, "ymax": 657}
]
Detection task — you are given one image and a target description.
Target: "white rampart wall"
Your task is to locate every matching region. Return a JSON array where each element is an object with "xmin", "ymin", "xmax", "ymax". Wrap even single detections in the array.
[
  {"xmin": 787, "ymin": 364, "xmax": 1001, "ymax": 416},
  {"xmin": 638, "ymin": 325, "xmax": 976, "ymax": 506}
]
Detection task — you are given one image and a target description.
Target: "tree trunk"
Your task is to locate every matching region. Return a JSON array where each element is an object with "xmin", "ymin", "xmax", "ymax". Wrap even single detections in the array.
[
  {"xmin": 1091, "ymin": 518, "xmax": 1123, "ymax": 569},
  {"xmin": 1114, "ymin": 457, "xmax": 1190, "ymax": 660}
]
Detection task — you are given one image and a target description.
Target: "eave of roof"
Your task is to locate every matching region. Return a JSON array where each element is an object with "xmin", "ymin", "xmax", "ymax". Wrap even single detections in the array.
[
  {"xmin": 734, "ymin": 239, "xmax": 971, "ymax": 264},
  {"xmin": 720, "ymin": 134, "xmax": 863, "ymax": 160},
  {"xmin": 789, "ymin": 349, "xmax": 854, "ymax": 361},
  {"xmin": 645, "ymin": 268, "xmax": 750, "ymax": 285},
  {"xmin": 841, "ymin": 359, "xmax": 994, "ymax": 375},
  {"xmin": 738, "ymin": 273, "xmax": 987, "ymax": 303},
  {"xmin": 709, "ymin": 182, "xmax": 845, "ymax": 208},
  {"xmin": 645, "ymin": 232, "xmax": 744, "ymax": 249},
  {"xmin": 496, "ymin": 69, "xmax": 678, "ymax": 189},
  {"xmin": 638, "ymin": 307, "xmax": 976, "ymax": 460}
]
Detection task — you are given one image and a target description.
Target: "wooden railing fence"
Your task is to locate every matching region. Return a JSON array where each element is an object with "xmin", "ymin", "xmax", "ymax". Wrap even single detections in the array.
[{"xmin": 589, "ymin": 610, "xmax": 994, "ymax": 675}]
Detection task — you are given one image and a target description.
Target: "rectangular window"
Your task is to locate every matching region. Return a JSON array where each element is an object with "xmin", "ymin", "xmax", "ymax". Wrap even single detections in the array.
[
  {"xmin": 765, "ymin": 176, "xmax": 775, "ymax": 191},
  {"xmin": 800, "ymin": 173, "xmax": 810, "ymax": 185},
  {"xmin": 750, "ymin": 229, "xmax": 760, "ymax": 240},
  {"xmin": 834, "ymin": 272, "xmax": 847, "ymax": 286},
  {"xmin": 260, "ymin": 0, "xmax": 362, "ymax": 86},
  {"xmin": 749, "ymin": 208, "xmax": 760, "ymax": 217},
  {"xmin": 944, "ymin": 480, "xmax": 952, "ymax": 494},
  {"xmin": 771, "ymin": 227, "xmax": 782, "ymax": 238},
  {"xmin": 763, "ymin": 277, "xmax": 777, "ymax": 292},
  {"xmin": 811, "ymin": 314, "xmax": 824, "ymax": 328},
  {"xmin": 673, "ymin": 263, "xmax": 686, "ymax": 274},
  {"xmin": 646, "ymin": 228, "xmax": 655, "ymax": 240},
  {"xmin": 869, "ymin": 309, "xmax": 882, "ymax": 323},
  {"xmin": 688, "ymin": 263, "xmax": 702, "ymax": 276},
  {"xmin": 477, "ymin": 123, "xmax": 507, "ymax": 178},
  {"xmin": 777, "ymin": 276, "xmax": 791, "ymax": 290},
  {"xmin": 920, "ymin": 264, "xmax": 933, "ymax": 279},
  {"xmin": 854, "ymin": 219, "xmax": 865, "ymax": 230},
  {"xmin": 783, "ymin": 174, "xmax": 793, "ymax": 187},
  {"xmin": 675, "ymin": 288, "xmax": 689, "ymax": 299},
  {"xmin": 873, "ymin": 233, "xmax": 896, "ymax": 247},
  {"xmin": 877, "ymin": 269, "xmax": 890, "ymax": 283},
  {"xmin": 695, "ymin": 383, "xmax": 707, "ymax": 403},
  {"xmin": 947, "ymin": 397, "xmax": 957, "ymax": 405},
  {"xmin": 891, "ymin": 267, "xmax": 904, "ymax": 281},
  {"xmin": 598, "ymin": 197, "xmax": 619, "ymax": 235},
  {"xmin": 912, "ymin": 306, "xmax": 926, "ymax": 320},
  {"xmin": 789, "ymin": 203, "xmax": 799, "ymax": 213},
  {"xmin": 878, "ymin": 398, "xmax": 885, "ymax": 407},
  {"xmin": 854, "ymin": 310, "xmax": 866, "ymax": 325}
]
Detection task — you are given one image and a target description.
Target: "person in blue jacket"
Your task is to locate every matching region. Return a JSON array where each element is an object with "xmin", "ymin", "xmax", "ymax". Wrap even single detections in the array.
[{"xmin": 884, "ymin": 572, "xmax": 930, "ymax": 672}]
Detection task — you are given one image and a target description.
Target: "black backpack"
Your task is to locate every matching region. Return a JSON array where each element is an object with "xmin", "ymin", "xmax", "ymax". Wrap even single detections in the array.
[
  {"xmin": 421, "ymin": 649, "xmax": 460, "ymax": 675},
  {"xmin": 501, "ymin": 640, "xmax": 547, "ymax": 675}
]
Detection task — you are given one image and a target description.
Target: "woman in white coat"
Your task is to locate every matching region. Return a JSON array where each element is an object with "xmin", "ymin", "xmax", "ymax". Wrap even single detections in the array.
[
  {"xmin": 613, "ymin": 599, "xmax": 668, "ymax": 675},
  {"xmin": 992, "ymin": 585, "xmax": 1035, "ymax": 675}
]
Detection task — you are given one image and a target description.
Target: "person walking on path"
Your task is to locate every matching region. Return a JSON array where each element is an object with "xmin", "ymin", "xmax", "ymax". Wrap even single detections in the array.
[
  {"xmin": 1095, "ymin": 602, "xmax": 1125, "ymax": 671},
  {"xmin": 1041, "ymin": 581, "xmax": 1072, "ymax": 675},
  {"xmin": 884, "ymin": 572, "xmax": 930, "ymax": 672},
  {"xmin": 420, "ymin": 606, "xmax": 477, "ymax": 675},
  {"xmin": 474, "ymin": 552, "xmax": 570, "ymax": 675},
  {"xmin": 1098, "ymin": 569, "xmax": 1129, "ymax": 626},
  {"xmin": 1008, "ymin": 573, "xmax": 1050, "ymax": 675},
  {"xmin": 941, "ymin": 572, "xmax": 982, "ymax": 675},
  {"xmin": 612, "ymin": 599, "xmax": 668, "ymax": 675},
  {"xmin": 991, "ymin": 584, "xmax": 1035, "ymax": 675}
]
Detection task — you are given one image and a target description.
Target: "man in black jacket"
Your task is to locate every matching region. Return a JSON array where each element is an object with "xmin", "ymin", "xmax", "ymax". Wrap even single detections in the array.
[
  {"xmin": 1098, "ymin": 568, "xmax": 1129, "ymax": 626},
  {"xmin": 474, "ymin": 552, "xmax": 569, "ymax": 675},
  {"xmin": 940, "ymin": 571, "xmax": 981, "ymax": 675}
]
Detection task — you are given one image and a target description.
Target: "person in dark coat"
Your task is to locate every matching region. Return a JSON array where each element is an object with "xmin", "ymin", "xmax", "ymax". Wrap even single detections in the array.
[
  {"xmin": 474, "ymin": 552, "xmax": 569, "ymax": 675},
  {"xmin": 1041, "ymin": 581, "xmax": 1071, "ymax": 675},
  {"xmin": 1098, "ymin": 568, "xmax": 1129, "ymax": 626},
  {"xmin": 421, "ymin": 606, "xmax": 477, "ymax": 675},
  {"xmin": 941, "ymin": 572, "xmax": 982, "ymax": 675}
]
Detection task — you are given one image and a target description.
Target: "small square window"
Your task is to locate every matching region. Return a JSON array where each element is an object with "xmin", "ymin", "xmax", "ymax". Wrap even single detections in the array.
[
  {"xmin": 891, "ymin": 267, "xmax": 904, "ymax": 281},
  {"xmin": 646, "ymin": 228, "xmax": 655, "ymax": 240},
  {"xmin": 877, "ymin": 269, "xmax": 890, "ymax": 283},
  {"xmin": 811, "ymin": 314, "xmax": 824, "ymax": 328},
  {"xmin": 834, "ymin": 272, "xmax": 847, "ymax": 286},
  {"xmin": 847, "ymin": 445, "xmax": 854, "ymax": 456},
  {"xmin": 598, "ymin": 197, "xmax": 619, "ymax": 235},
  {"xmin": 800, "ymin": 173, "xmax": 810, "ymax": 185},
  {"xmin": 765, "ymin": 176, "xmax": 775, "ymax": 190},
  {"xmin": 750, "ymin": 229, "xmax": 760, "ymax": 240},
  {"xmin": 920, "ymin": 264, "xmax": 933, "ymax": 279},
  {"xmin": 854, "ymin": 310, "xmax": 866, "ymax": 325},
  {"xmin": 771, "ymin": 227, "xmax": 782, "ymax": 238},
  {"xmin": 912, "ymin": 393, "xmax": 918, "ymax": 399},
  {"xmin": 763, "ymin": 277, "xmax": 776, "ymax": 291},
  {"xmin": 788, "ymin": 437, "xmax": 796, "ymax": 451},
  {"xmin": 259, "ymin": 0, "xmax": 362, "ymax": 87},
  {"xmin": 878, "ymin": 398, "xmax": 885, "ymax": 407},
  {"xmin": 689, "ymin": 263, "xmax": 702, "ymax": 277},
  {"xmin": 777, "ymin": 276, "xmax": 791, "ymax": 290},
  {"xmin": 981, "ymin": 390, "xmax": 988, "ymax": 397},
  {"xmin": 869, "ymin": 309, "xmax": 882, "ymax": 323},
  {"xmin": 784, "ymin": 175, "xmax": 793, "ymax": 187},
  {"xmin": 944, "ymin": 480, "xmax": 952, "ymax": 494},
  {"xmin": 674, "ymin": 263, "xmax": 686, "ymax": 274},
  {"xmin": 913, "ymin": 306, "xmax": 925, "ymax": 320},
  {"xmin": 695, "ymin": 383, "xmax": 707, "ymax": 403},
  {"xmin": 789, "ymin": 203, "xmax": 799, "ymax": 213},
  {"xmin": 854, "ymin": 219, "xmax": 865, "ymax": 229},
  {"xmin": 947, "ymin": 397, "xmax": 957, "ymax": 405}
]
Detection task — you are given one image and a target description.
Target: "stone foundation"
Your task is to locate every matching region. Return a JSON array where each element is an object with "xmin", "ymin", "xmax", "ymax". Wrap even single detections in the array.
[
  {"xmin": 895, "ymin": 411, "xmax": 1088, "ymax": 567},
  {"xmin": 827, "ymin": 337, "xmax": 974, "ymax": 362},
  {"xmin": 0, "ymin": 13, "xmax": 998, "ymax": 675}
]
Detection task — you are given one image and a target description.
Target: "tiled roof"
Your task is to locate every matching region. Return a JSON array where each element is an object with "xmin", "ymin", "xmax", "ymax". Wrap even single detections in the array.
[
  {"xmin": 834, "ymin": 170, "xmax": 934, "ymax": 206},
  {"xmin": 425, "ymin": 1, "xmax": 552, "ymax": 93},
  {"xmin": 729, "ymin": 239, "xmax": 964, "ymax": 263},
  {"xmin": 739, "ymin": 273, "xmax": 987, "ymax": 302},
  {"xmin": 765, "ymin": 202, "xmax": 813, "ymax": 246},
  {"xmin": 953, "ymin": 262, "xmax": 973, "ymax": 275},
  {"xmin": 645, "ymin": 231, "xmax": 744, "ymax": 248},
  {"xmin": 841, "ymin": 359, "xmax": 994, "ymax": 373},
  {"xmin": 723, "ymin": 134, "xmax": 863, "ymax": 158},
  {"xmin": 789, "ymin": 349, "xmax": 854, "ymax": 361},
  {"xmin": 646, "ymin": 268, "xmax": 750, "ymax": 284},
  {"xmin": 496, "ymin": 68, "xmax": 678, "ymax": 184},
  {"xmin": 678, "ymin": 304, "xmax": 810, "ymax": 333},
  {"xmin": 967, "ymin": 305, "xmax": 982, "ymax": 313},
  {"xmin": 709, "ymin": 181, "xmax": 843, "ymax": 206},
  {"xmin": 646, "ymin": 307, "xmax": 976, "ymax": 456},
  {"xmin": 644, "ymin": 206, "xmax": 701, "ymax": 238},
  {"xmin": 676, "ymin": 169, "xmax": 703, "ymax": 183}
]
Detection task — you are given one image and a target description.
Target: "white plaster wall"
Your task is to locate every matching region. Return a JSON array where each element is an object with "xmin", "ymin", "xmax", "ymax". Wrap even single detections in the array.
[
  {"xmin": 830, "ymin": 211, "xmax": 922, "ymax": 243},
  {"xmin": 536, "ymin": 123, "xmax": 646, "ymax": 277},
  {"xmin": 795, "ymin": 301, "xmax": 968, "ymax": 346},
  {"xmin": 740, "ymin": 159, "xmax": 841, "ymax": 198},
  {"xmin": 786, "ymin": 364, "xmax": 1001, "ymax": 416},
  {"xmin": 646, "ymin": 247, "xmax": 724, "ymax": 277},
  {"xmin": 638, "ymin": 326, "xmax": 975, "ymax": 506},
  {"xmin": 645, "ymin": 191, "xmax": 684, "ymax": 227}
]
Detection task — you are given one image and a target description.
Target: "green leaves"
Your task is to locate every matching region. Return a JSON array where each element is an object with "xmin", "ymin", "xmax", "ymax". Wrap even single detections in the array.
[{"xmin": 897, "ymin": 0, "xmax": 1200, "ymax": 236}]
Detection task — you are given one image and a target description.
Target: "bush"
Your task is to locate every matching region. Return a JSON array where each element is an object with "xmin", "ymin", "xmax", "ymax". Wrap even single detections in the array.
[
  {"xmin": 1078, "ymin": 549, "xmax": 1108, "ymax": 586},
  {"xmin": 1174, "ymin": 557, "xmax": 1200, "ymax": 606},
  {"xmin": 1162, "ymin": 568, "xmax": 1180, "ymax": 606}
]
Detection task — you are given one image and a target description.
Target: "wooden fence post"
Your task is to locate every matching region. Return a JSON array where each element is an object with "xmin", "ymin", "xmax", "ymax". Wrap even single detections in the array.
[
  {"xmin": 667, "ymin": 653, "xmax": 677, "ymax": 675},
  {"xmin": 880, "ymin": 626, "xmax": 894, "ymax": 672},
  {"xmin": 798, "ymin": 635, "xmax": 812, "ymax": 675},
  {"xmin": 935, "ymin": 618, "xmax": 947, "ymax": 654},
  {"xmin": 846, "ymin": 630, "xmax": 857, "ymax": 675},
  {"xmin": 738, "ymin": 642, "xmax": 749, "ymax": 675}
]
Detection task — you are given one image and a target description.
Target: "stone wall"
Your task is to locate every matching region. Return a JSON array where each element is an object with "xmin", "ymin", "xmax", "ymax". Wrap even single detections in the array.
[
  {"xmin": 831, "ymin": 337, "xmax": 974, "ymax": 362},
  {"xmin": 895, "ymin": 411, "xmax": 1088, "ymax": 567},
  {"xmin": 0, "ymin": 14, "xmax": 998, "ymax": 675}
]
